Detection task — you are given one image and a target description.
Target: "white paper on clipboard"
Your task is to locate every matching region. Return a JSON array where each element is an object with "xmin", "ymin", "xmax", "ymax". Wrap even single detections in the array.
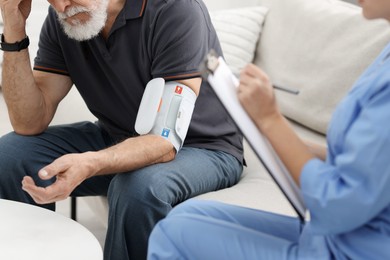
[{"xmin": 206, "ymin": 56, "xmax": 306, "ymax": 221}]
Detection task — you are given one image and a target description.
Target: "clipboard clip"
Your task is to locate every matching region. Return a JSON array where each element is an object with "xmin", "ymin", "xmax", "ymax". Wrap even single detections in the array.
[
  {"xmin": 199, "ymin": 49, "xmax": 300, "ymax": 95},
  {"xmin": 199, "ymin": 49, "xmax": 220, "ymax": 80}
]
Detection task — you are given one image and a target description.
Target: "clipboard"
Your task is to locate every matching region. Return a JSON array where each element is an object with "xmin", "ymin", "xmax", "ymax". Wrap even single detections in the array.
[{"xmin": 200, "ymin": 50, "xmax": 306, "ymax": 221}]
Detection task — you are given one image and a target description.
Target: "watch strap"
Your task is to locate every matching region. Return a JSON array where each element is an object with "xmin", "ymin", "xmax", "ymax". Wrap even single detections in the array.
[{"xmin": 0, "ymin": 34, "xmax": 30, "ymax": 52}]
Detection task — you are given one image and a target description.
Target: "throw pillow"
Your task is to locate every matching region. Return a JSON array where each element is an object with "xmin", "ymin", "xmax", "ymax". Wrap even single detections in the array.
[
  {"xmin": 254, "ymin": 0, "xmax": 390, "ymax": 134},
  {"xmin": 209, "ymin": 6, "xmax": 269, "ymax": 76}
]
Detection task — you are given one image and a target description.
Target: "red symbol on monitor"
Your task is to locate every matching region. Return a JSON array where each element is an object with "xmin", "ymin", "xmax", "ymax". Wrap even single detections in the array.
[{"xmin": 175, "ymin": 86, "xmax": 183, "ymax": 94}]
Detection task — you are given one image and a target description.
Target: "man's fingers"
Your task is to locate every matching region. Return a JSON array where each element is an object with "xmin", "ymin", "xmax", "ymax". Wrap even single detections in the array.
[
  {"xmin": 22, "ymin": 176, "xmax": 67, "ymax": 204},
  {"xmin": 38, "ymin": 168, "xmax": 54, "ymax": 180},
  {"xmin": 22, "ymin": 176, "xmax": 49, "ymax": 203},
  {"xmin": 38, "ymin": 159, "xmax": 68, "ymax": 180}
]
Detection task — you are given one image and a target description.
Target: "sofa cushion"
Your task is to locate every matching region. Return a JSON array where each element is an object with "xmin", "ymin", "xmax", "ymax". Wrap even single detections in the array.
[
  {"xmin": 196, "ymin": 140, "xmax": 297, "ymax": 217},
  {"xmin": 209, "ymin": 6, "xmax": 268, "ymax": 76},
  {"xmin": 203, "ymin": 0, "xmax": 262, "ymax": 11},
  {"xmin": 255, "ymin": 0, "xmax": 390, "ymax": 134}
]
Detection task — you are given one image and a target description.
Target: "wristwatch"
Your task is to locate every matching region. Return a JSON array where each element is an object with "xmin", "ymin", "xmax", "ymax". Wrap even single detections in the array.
[{"xmin": 0, "ymin": 34, "xmax": 29, "ymax": 52}]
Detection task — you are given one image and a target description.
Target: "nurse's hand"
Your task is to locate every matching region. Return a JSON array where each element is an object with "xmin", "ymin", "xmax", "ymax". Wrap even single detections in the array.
[{"xmin": 237, "ymin": 64, "xmax": 282, "ymax": 131}]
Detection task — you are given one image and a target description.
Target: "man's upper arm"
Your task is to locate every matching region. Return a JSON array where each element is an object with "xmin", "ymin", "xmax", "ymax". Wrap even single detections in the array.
[
  {"xmin": 150, "ymin": 1, "xmax": 211, "ymax": 82},
  {"xmin": 177, "ymin": 78, "xmax": 202, "ymax": 96}
]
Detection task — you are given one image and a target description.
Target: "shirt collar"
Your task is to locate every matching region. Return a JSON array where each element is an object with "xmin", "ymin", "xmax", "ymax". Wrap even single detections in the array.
[{"xmin": 123, "ymin": 0, "xmax": 147, "ymax": 19}]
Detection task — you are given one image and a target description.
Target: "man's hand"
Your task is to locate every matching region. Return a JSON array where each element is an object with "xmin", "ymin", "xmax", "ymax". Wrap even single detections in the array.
[
  {"xmin": 21, "ymin": 153, "xmax": 95, "ymax": 204},
  {"xmin": 0, "ymin": 0, "xmax": 32, "ymax": 41}
]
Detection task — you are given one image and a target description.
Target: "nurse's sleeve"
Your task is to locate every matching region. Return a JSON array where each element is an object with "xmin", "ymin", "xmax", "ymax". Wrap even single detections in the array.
[{"xmin": 300, "ymin": 84, "xmax": 390, "ymax": 235}]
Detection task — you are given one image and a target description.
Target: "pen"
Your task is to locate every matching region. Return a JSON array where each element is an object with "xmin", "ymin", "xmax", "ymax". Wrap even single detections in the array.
[
  {"xmin": 233, "ymin": 75, "xmax": 299, "ymax": 95},
  {"xmin": 273, "ymin": 85, "xmax": 300, "ymax": 95}
]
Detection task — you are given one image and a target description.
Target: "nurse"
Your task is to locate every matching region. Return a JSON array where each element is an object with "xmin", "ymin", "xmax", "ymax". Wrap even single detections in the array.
[{"xmin": 147, "ymin": 0, "xmax": 390, "ymax": 259}]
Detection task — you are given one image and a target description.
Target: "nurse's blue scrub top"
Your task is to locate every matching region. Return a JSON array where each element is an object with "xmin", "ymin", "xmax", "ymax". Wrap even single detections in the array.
[{"xmin": 300, "ymin": 42, "xmax": 390, "ymax": 259}]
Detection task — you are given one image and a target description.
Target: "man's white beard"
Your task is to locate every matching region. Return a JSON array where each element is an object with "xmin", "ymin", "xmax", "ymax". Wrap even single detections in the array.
[{"xmin": 56, "ymin": 0, "xmax": 109, "ymax": 41}]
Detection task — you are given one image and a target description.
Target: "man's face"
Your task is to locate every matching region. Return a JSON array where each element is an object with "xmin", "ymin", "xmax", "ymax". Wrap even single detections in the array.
[{"xmin": 54, "ymin": 0, "xmax": 110, "ymax": 41}]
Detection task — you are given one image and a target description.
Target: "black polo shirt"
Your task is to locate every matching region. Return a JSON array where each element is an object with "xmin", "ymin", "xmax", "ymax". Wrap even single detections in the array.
[{"xmin": 34, "ymin": 0, "xmax": 243, "ymax": 163}]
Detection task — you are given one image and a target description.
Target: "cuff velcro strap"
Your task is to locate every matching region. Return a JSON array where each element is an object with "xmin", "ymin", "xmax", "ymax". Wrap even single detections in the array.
[{"xmin": 0, "ymin": 34, "xmax": 30, "ymax": 52}]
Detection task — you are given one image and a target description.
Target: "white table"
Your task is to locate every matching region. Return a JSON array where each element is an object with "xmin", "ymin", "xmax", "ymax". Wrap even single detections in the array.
[{"xmin": 0, "ymin": 199, "xmax": 103, "ymax": 260}]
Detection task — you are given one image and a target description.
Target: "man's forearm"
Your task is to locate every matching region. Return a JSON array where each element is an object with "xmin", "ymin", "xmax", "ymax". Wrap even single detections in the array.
[
  {"xmin": 22, "ymin": 133, "xmax": 176, "ymax": 204},
  {"xmin": 2, "ymin": 50, "xmax": 48, "ymax": 134},
  {"xmin": 1, "ymin": 0, "xmax": 53, "ymax": 134},
  {"xmin": 87, "ymin": 135, "xmax": 176, "ymax": 178}
]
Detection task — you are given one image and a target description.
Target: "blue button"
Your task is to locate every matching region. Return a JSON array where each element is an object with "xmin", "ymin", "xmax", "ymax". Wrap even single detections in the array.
[{"xmin": 161, "ymin": 128, "xmax": 170, "ymax": 137}]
